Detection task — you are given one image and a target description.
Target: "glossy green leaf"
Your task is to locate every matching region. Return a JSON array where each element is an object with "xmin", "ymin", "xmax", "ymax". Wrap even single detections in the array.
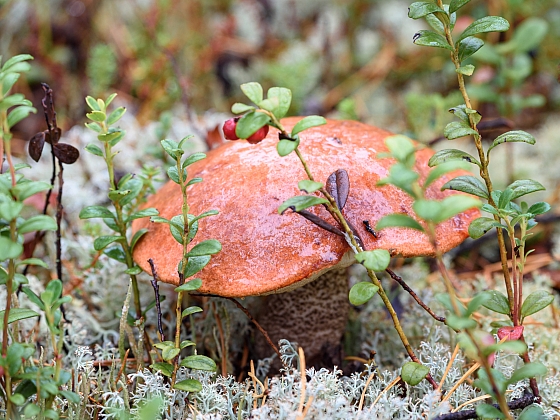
[
  {"xmin": 127, "ymin": 208, "xmax": 159, "ymax": 222},
  {"xmin": 180, "ymin": 340, "xmax": 196, "ymax": 349},
  {"xmin": 442, "ymin": 175, "xmax": 489, "ymax": 199},
  {"xmin": 481, "ymin": 290, "xmax": 510, "ymax": 315},
  {"xmin": 11, "ymin": 180, "xmax": 51, "ymax": 201},
  {"xmin": 449, "ymin": 0, "xmax": 471, "ymax": 14},
  {"xmin": 413, "ymin": 30, "xmax": 453, "ymax": 50},
  {"xmin": 104, "ymin": 246, "xmax": 126, "ymax": 264},
  {"xmin": 277, "ymin": 138, "xmax": 300, "ymax": 157},
  {"xmin": 401, "ymin": 362, "xmax": 430, "ymax": 386},
  {"xmin": 349, "ymin": 282, "xmax": 379, "ymax": 306},
  {"xmin": 183, "ymin": 152, "xmax": 207, "ymax": 169},
  {"xmin": 183, "ymin": 255, "xmax": 211, "ymax": 277},
  {"xmin": 105, "ymin": 93, "xmax": 117, "ymax": 107},
  {"xmin": 7, "ymin": 105, "xmax": 36, "ymax": 128},
  {"xmin": 85, "ymin": 96, "xmax": 100, "ymax": 111},
  {"xmin": 17, "ymin": 258, "xmax": 49, "ymax": 269},
  {"xmin": 97, "ymin": 131, "xmax": 122, "ymax": 143},
  {"xmin": 518, "ymin": 405, "xmax": 546, "ymax": 420},
  {"xmin": 93, "ymin": 235, "xmax": 125, "ymax": 251},
  {"xmin": 0, "ymin": 93, "xmax": 31, "ymax": 111},
  {"xmin": 236, "ymin": 111, "xmax": 270, "ymax": 139},
  {"xmin": 2, "ymin": 73, "xmax": 20, "ymax": 96},
  {"xmin": 465, "ymin": 292, "xmax": 492, "ymax": 317},
  {"xmin": 428, "ymin": 149, "xmax": 480, "ymax": 168},
  {"xmin": 413, "ymin": 199, "xmax": 442, "ymax": 222},
  {"xmin": 520, "ymin": 291, "xmax": 554, "ymax": 317},
  {"xmin": 86, "ymin": 110, "xmax": 106, "ymax": 123},
  {"xmin": 468, "ymin": 217, "xmax": 505, "ymax": 239},
  {"xmin": 186, "ymin": 239, "xmax": 222, "ymax": 257},
  {"xmin": 79, "ymin": 206, "xmax": 116, "ymax": 220},
  {"xmin": 182, "ymin": 306, "xmax": 203, "ymax": 319},
  {"xmin": 125, "ymin": 266, "xmax": 142, "ymax": 275},
  {"xmin": 267, "ymin": 87, "xmax": 292, "ymax": 119},
  {"xmin": 434, "ymin": 195, "xmax": 480, "ymax": 223},
  {"xmin": 162, "ymin": 346, "xmax": 180, "ymax": 361},
  {"xmin": 444, "ymin": 121, "xmax": 478, "ymax": 140},
  {"xmin": 85, "ymin": 143, "xmax": 103, "ymax": 156},
  {"xmin": 175, "ymin": 278, "xmax": 202, "ymax": 292},
  {"xmin": 0, "ymin": 308, "xmax": 40, "ymax": 330},
  {"xmin": 528, "ymin": 202, "xmax": 550, "ymax": 216},
  {"xmin": 231, "ymin": 103, "xmax": 254, "ymax": 114},
  {"xmin": 458, "ymin": 36, "xmax": 485, "ymax": 61},
  {"xmin": 174, "ymin": 379, "xmax": 202, "ymax": 392},
  {"xmin": 278, "ymin": 195, "xmax": 328, "ymax": 214},
  {"xmin": 107, "ymin": 107, "xmax": 126, "ymax": 125},
  {"xmin": 508, "ymin": 362, "xmax": 547, "ymax": 385},
  {"xmin": 180, "ymin": 355, "xmax": 217, "ymax": 372},
  {"xmin": 240, "ymin": 82, "xmax": 263, "ymax": 104},
  {"xmin": 0, "ymin": 237, "xmax": 23, "ymax": 260},
  {"xmin": 509, "ymin": 179, "xmax": 545, "ymax": 200},
  {"xmin": 408, "ymin": 2, "xmax": 445, "ymax": 19},
  {"xmin": 376, "ymin": 214, "xmax": 424, "ymax": 232},
  {"xmin": 298, "ymin": 180, "xmax": 323, "ymax": 193},
  {"xmin": 456, "ymin": 64, "xmax": 475, "ymax": 76},
  {"xmin": 488, "ymin": 130, "xmax": 535, "ymax": 155},
  {"xmin": 457, "ymin": 16, "xmax": 510, "ymax": 43},
  {"xmin": 258, "ymin": 97, "xmax": 280, "ymax": 115},
  {"xmin": 355, "ymin": 249, "xmax": 391, "ymax": 272},
  {"xmin": 1, "ymin": 54, "xmax": 34, "ymax": 72},
  {"xmin": 0, "ymin": 200, "xmax": 24, "ymax": 221},
  {"xmin": 151, "ymin": 362, "xmax": 174, "ymax": 377},
  {"xmin": 291, "ymin": 115, "xmax": 327, "ymax": 135}
]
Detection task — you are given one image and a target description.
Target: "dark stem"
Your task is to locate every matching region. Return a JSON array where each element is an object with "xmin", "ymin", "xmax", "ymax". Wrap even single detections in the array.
[
  {"xmin": 148, "ymin": 259, "xmax": 164, "ymax": 341},
  {"xmin": 56, "ymin": 161, "xmax": 63, "ymax": 281},
  {"xmin": 433, "ymin": 390, "xmax": 537, "ymax": 420},
  {"xmin": 297, "ymin": 210, "xmax": 344, "ymax": 237},
  {"xmin": 385, "ymin": 268, "xmax": 446, "ymax": 323}
]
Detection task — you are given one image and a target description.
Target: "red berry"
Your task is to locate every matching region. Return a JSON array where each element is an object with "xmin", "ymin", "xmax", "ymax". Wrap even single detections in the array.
[
  {"xmin": 223, "ymin": 118, "xmax": 239, "ymax": 140},
  {"xmin": 246, "ymin": 125, "xmax": 269, "ymax": 144}
]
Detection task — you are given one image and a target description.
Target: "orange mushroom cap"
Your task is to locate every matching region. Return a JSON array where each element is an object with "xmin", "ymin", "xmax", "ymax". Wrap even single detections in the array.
[{"xmin": 132, "ymin": 118, "xmax": 479, "ymax": 297}]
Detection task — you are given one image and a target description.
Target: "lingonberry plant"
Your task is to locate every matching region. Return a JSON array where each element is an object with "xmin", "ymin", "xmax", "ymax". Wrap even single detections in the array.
[{"xmin": 148, "ymin": 136, "xmax": 220, "ymax": 391}]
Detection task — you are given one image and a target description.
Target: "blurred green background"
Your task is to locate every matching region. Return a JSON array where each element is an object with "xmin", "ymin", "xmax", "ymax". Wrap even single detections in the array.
[{"xmin": 1, "ymin": 0, "xmax": 559, "ymax": 143}]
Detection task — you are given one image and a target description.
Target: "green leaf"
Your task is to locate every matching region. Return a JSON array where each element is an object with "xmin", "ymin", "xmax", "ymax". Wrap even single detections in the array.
[
  {"xmin": 520, "ymin": 291, "xmax": 554, "ymax": 317},
  {"xmin": 175, "ymin": 278, "xmax": 202, "ymax": 292},
  {"xmin": 180, "ymin": 355, "xmax": 217, "ymax": 372},
  {"xmin": 508, "ymin": 362, "xmax": 547, "ymax": 385},
  {"xmin": 85, "ymin": 96, "xmax": 100, "ymax": 111},
  {"xmin": 518, "ymin": 405, "xmax": 546, "ymax": 420},
  {"xmin": 413, "ymin": 199, "xmax": 442, "ymax": 222},
  {"xmin": 231, "ymin": 103, "xmax": 254, "ymax": 114},
  {"xmin": 0, "ymin": 93, "xmax": 31, "ymax": 111},
  {"xmin": 498, "ymin": 188, "xmax": 514, "ymax": 210},
  {"xmin": 465, "ymin": 292, "xmax": 492, "ymax": 317},
  {"xmin": 85, "ymin": 143, "xmax": 104, "ymax": 156},
  {"xmin": 481, "ymin": 290, "xmax": 510, "ymax": 315},
  {"xmin": 0, "ymin": 308, "xmax": 40, "ymax": 330},
  {"xmin": 17, "ymin": 215, "xmax": 57, "ymax": 234},
  {"xmin": 457, "ymin": 16, "xmax": 510, "ymax": 43},
  {"xmin": 424, "ymin": 160, "xmax": 471, "ymax": 189},
  {"xmin": 24, "ymin": 404, "xmax": 41, "ymax": 417},
  {"xmin": 151, "ymin": 362, "xmax": 174, "ymax": 377},
  {"xmin": 384, "ymin": 135, "xmax": 416, "ymax": 164},
  {"xmin": 236, "ymin": 111, "xmax": 270, "ymax": 139},
  {"xmin": 488, "ymin": 130, "xmax": 535, "ymax": 156},
  {"xmin": 349, "ymin": 282, "xmax": 379, "ymax": 306},
  {"xmin": 189, "ymin": 210, "xmax": 219, "ymax": 226},
  {"xmin": 408, "ymin": 2, "xmax": 445, "ymax": 19},
  {"xmin": 11, "ymin": 180, "xmax": 52, "ymax": 201},
  {"xmin": 444, "ymin": 121, "xmax": 478, "ymax": 140},
  {"xmin": 174, "ymin": 379, "xmax": 202, "ymax": 392},
  {"xmin": 125, "ymin": 266, "xmax": 142, "ymax": 275},
  {"xmin": 412, "ymin": 30, "xmax": 453, "ymax": 50},
  {"xmin": 162, "ymin": 346, "xmax": 180, "ymax": 361},
  {"xmin": 291, "ymin": 116, "xmax": 327, "ymax": 135},
  {"xmin": 258, "ymin": 97, "xmax": 280, "ymax": 115},
  {"xmin": 278, "ymin": 195, "xmax": 329, "ymax": 215},
  {"xmin": 2, "ymin": 73, "xmax": 21, "ymax": 96},
  {"xmin": 508, "ymin": 179, "xmax": 545, "ymax": 200},
  {"xmin": 105, "ymin": 93, "xmax": 117, "ymax": 107},
  {"xmin": 79, "ymin": 206, "xmax": 116, "ymax": 220},
  {"xmin": 476, "ymin": 404, "xmax": 505, "ymax": 419},
  {"xmin": 183, "ymin": 255, "xmax": 211, "ymax": 277},
  {"xmin": 401, "ymin": 362, "xmax": 430, "ymax": 386},
  {"xmin": 93, "ymin": 235, "xmax": 125, "ymax": 251},
  {"xmin": 86, "ymin": 110, "xmax": 106, "ymax": 123},
  {"xmin": 355, "ymin": 249, "xmax": 391, "ymax": 272},
  {"xmin": 449, "ymin": 0, "xmax": 471, "ymax": 14},
  {"xmin": 130, "ymin": 228, "xmax": 148, "ymax": 252},
  {"xmin": 528, "ymin": 202, "xmax": 550, "ymax": 216},
  {"xmin": 458, "ymin": 36, "xmax": 485, "ymax": 61},
  {"xmin": 428, "ymin": 149, "xmax": 480, "ymax": 168},
  {"xmin": 186, "ymin": 239, "xmax": 222, "ymax": 257},
  {"xmin": 0, "ymin": 200, "xmax": 24, "ymax": 221},
  {"xmin": 8, "ymin": 105, "xmax": 36, "ymax": 128},
  {"xmin": 128, "ymin": 208, "xmax": 159, "ymax": 222},
  {"xmin": 277, "ymin": 138, "xmax": 300, "ymax": 157},
  {"xmin": 59, "ymin": 390, "xmax": 80, "ymax": 404},
  {"xmin": 104, "ymin": 246, "xmax": 126, "ymax": 264},
  {"xmin": 161, "ymin": 139, "xmax": 181, "ymax": 158},
  {"xmin": 456, "ymin": 64, "xmax": 475, "ymax": 76},
  {"xmin": 298, "ymin": 180, "xmax": 323, "ymax": 193},
  {"xmin": 497, "ymin": 17, "xmax": 549, "ymax": 55},
  {"xmin": 468, "ymin": 217, "xmax": 505, "ymax": 239},
  {"xmin": 183, "ymin": 152, "xmax": 206, "ymax": 169},
  {"xmin": 267, "ymin": 87, "xmax": 292, "ymax": 119},
  {"xmin": 180, "ymin": 340, "xmax": 196, "ymax": 349},
  {"xmin": 376, "ymin": 214, "xmax": 424, "ymax": 232},
  {"xmin": 107, "ymin": 106, "xmax": 126, "ymax": 125},
  {"xmin": 182, "ymin": 306, "xmax": 203, "ymax": 318},
  {"xmin": 434, "ymin": 195, "xmax": 480, "ymax": 223},
  {"xmin": 187, "ymin": 177, "xmax": 203, "ymax": 186},
  {"xmin": 9, "ymin": 393, "xmax": 26, "ymax": 406},
  {"xmin": 446, "ymin": 314, "xmax": 478, "ymax": 330},
  {"xmin": 378, "ymin": 163, "xmax": 419, "ymax": 197},
  {"xmin": 0, "ymin": 237, "xmax": 23, "ymax": 260},
  {"xmin": 17, "ymin": 258, "xmax": 49, "ymax": 269},
  {"xmin": 442, "ymin": 175, "xmax": 489, "ymax": 199},
  {"xmin": 240, "ymin": 82, "xmax": 263, "ymax": 104},
  {"xmin": 2, "ymin": 54, "xmax": 34, "ymax": 71}
]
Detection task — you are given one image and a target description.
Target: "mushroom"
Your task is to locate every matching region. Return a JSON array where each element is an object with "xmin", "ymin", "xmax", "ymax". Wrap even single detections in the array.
[{"xmin": 132, "ymin": 117, "xmax": 479, "ymax": 368}]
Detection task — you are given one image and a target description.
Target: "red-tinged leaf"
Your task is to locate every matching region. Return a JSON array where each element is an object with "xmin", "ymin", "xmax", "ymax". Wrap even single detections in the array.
[{"xmin": 497, "ymin": 326, "xmax": 524, "ymax": 341}]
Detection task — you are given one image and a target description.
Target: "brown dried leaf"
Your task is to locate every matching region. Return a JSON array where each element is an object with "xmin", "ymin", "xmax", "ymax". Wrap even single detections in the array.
[
  {"xmin": 326, "ymin": 169, "xmax": 350, "ymax": 210},
  {"xmin": 29, "ymin": 131, "xmax": 46, "ymax": 162},
  {"xmin": 53, "ymin": 143, "xmax": 80, "ymax": 164}
]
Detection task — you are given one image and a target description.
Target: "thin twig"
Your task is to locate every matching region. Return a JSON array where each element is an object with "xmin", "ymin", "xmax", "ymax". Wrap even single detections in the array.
[
  {"xmin": 147, "ymin": 259, "xmax": 165, "ymax": 341},
  {"xmin": 211, "ymin": 301, "xmax": 228, "ymax": 376},
  {"xmin": 296, "ymin": 347, "xmax": 307, "ymax": 419},
  {"xmin": 386, "ymin": 268, "xmax": 446, "ymax": 323},
  {"xmin": 438, "ymin": 345, "xmax": 460, "ymax": 392}
]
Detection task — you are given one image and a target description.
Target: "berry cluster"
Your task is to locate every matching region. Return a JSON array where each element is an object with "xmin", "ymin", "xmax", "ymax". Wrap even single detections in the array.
[{"xmin": 222, "ymin": 117, "xmax": 269, "ymax": 144}]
